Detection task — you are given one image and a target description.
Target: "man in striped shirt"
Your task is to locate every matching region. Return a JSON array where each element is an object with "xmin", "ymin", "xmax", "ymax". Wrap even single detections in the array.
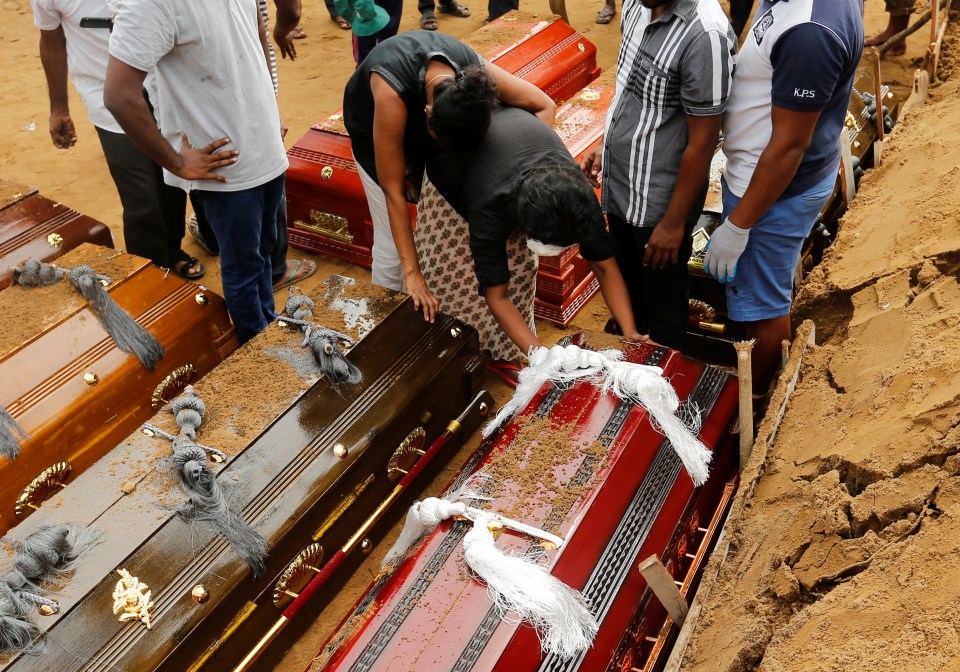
[{"xmin": 582, "ymin": 0, "xmax": 735, "ymax": 349}]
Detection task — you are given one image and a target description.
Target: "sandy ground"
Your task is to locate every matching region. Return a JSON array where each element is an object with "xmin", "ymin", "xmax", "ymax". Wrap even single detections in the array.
[{"xmin": 0, "ymin": 1, "xmax": 949, "ymax": 671}]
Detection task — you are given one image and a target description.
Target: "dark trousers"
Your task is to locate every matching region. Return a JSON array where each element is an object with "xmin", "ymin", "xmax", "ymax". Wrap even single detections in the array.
[
  {"xmin": 607, "ymin": 208, "xmax": 701, "ymax": 350},
  {"xmin": 353, "ymin": 0, "xmax": 402, "ymax": 65},
  {"xmin": 487, "ymin": 0, "xmax": 517, "ymax": 22},
  {"xmin": 730, "ymin": 0, "xmax": 755, "ymax": 37},
  {"xmin": 193, "ymin": 174, "xmax": 284, "ymax": 343},
  {"xmin": 418, "ymin": 0, "xmax": 461, "ymax": 15},
  {"xmin": 95, "ymin": 126, "xmax": 186, "ymax": 269},
  {"xmin": 189, "ymin": 187, "xmax": 289, "ymax": 283},
  {"xmin": 324, "ymin": 0, "xmax": 338, "ymax": 17}
]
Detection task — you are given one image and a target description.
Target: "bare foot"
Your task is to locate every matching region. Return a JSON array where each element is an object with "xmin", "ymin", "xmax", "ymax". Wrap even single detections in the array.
[{"xmin": 865, "ymin": 15, "xmax": 909, "ymax": 54}]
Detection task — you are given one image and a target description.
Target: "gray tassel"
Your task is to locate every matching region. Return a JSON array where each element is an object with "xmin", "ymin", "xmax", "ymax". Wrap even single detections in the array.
[
  {"xmin": 145, "ymin": 387, "xmax": 268, "ymax": 577},
  {"xmin": 11, "ymin": 258, "xmax": 65, "ymax": 287},
  {"xmin": 0, "ymin": 405, "xmax": 27, "ymax": 462},
  {"xmin": 282, "ymin": 291, "xmax": 362, "ymax": 385},
  {"xmin": 68, "ymin": 265, "xmax": 164, "ymax": 370},
  {"xmin": 0, "ymin": 523, "xmax": 102, "ymax": 654}
]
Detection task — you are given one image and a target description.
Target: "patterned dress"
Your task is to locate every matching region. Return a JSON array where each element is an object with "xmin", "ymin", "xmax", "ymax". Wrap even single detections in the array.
[{"xmin": 414, "ymin": 179, "xmax": 538, "ymax": 362}]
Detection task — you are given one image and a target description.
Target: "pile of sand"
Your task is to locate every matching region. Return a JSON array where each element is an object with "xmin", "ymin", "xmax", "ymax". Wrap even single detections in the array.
[{"xmin": 679, "ymin": 43, "xmax": 960, "ymax": 672}]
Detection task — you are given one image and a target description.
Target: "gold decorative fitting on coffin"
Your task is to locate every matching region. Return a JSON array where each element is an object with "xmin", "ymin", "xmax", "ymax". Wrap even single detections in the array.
[
  {"xmin": 47, "ymin": 232, "xmax": 64, "ymax": 248},
  {"xmin": 151, "ymin": 364, "xmax": 197, "ymax": 409},
  {"xmin": 688, "ymin": 299, "xmax": 716, "ymax": 323},
  {"xmin": 333, "ymin": 442, "xmax": 348, "ymax": 459},
  {"xmin": 478, "ymin": 402, "xmax": 490, "ymax": 417},
  {"xmin": 450, "ymin": 326, "xmax": 462, "ymax": 338},
  {"xmin": 83, "ymin": 372, "xmax": 99, "ymax": 385},
  {"xmin": 360, "ymin": 538, "xmax": 373, "ymax": 554},
  {"xmin": 15, "ymin": 461, "xmax": 72, "ymax": 518},
  {"xmin": 195, "ymin": 292, "xmax": 208, "ymax": 305},
  {"xmin": 579, "ymin": 88, "xmax": 601, "ymax": 102},
  {"xmin": 293, "ymin": 210, "xmax": 354, "ymax": 243},
  {"xmin": 272, "ymin": 543, "xmax": 325, "ymax": 608},
  {"xmin": 387, "ymin": 426, "xmax": 426, "ymax": 482},
  {"xmin": 320, "ymin": 166, "xmax": 334, "ymax": 180},
  {"xmin": 577, "ymin": 42, "xmax": 585, "ymax": 52},
  {"xmin": 113, "ymin": 569, "xmax": 154, "ymax": 630}
]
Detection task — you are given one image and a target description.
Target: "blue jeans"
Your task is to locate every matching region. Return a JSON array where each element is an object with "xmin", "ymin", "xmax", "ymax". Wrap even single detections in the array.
[
  {"xmin": 721, "ymin": 172, "xmax": 836, "ymax": 322},
  {"xmin": 194, "ymin": 174, "xmax": 284, "ymax": 343}
]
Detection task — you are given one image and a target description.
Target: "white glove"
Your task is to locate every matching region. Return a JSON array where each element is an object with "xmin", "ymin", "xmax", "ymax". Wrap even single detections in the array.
[{"xmin": 703, "ymin": 217, "xmax": 750, "ymax": 283}]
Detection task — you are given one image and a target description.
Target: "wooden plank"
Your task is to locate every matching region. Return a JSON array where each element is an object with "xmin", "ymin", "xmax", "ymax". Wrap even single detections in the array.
[{"xmin": 638, "ymin": 555, "xmax": 689, "ymax": 626}]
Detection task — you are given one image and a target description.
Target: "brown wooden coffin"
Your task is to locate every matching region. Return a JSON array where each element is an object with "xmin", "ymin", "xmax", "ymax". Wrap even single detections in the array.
[
  {"xmin": 306, "ymin": 333, "xmax": 740, "ymax": 672},
  {"xmin": 286, "ymin": 12, "xmax": 601, "ymax": 269},
  {"xmin": 0, "ymin": 244, "xmax": 238, "ymax": 533},
  {"xmin": 0, "ymin": 275, "xmax": 491, "ymax": 672},
  {"xmin": 0, "ymin": 180, "xmax": 113, "ymax": 289}
]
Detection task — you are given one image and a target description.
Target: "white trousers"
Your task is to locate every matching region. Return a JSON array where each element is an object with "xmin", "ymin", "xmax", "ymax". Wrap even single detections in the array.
[{"xmin": 355, "ymin": 158, "xmax": 404, "ymax": 291}]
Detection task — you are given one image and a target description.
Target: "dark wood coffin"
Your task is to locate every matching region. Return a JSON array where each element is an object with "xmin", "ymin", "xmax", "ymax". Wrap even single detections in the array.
[
  {"xmin": 0, "ymin": 243, "xmax": 237, "ymax": 533},
  {"xmin": 286, "ymin": 12, "xmax": 600, "ymax": 269},
  {"xmin": 0, "ymin": 180, "xmax": 113, "ymax": 289},
  {"xmin": 306, "ymin": 333, "xmax": 739, "ymax": 672},
  {"xmin": 0, "ymin": 276, "xmax": 491, "ymax": 672}
]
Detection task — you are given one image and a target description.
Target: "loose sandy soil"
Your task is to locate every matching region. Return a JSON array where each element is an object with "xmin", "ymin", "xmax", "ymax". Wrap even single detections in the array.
[{"xmin": 0, "ymin": 1, "xmax": 951, "ymax": 671}]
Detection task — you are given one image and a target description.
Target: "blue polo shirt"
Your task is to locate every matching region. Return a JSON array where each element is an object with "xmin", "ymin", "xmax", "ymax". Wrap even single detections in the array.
[{"xmin": 722, "ymin": 0, "xmax": 864, "ymax": 200}]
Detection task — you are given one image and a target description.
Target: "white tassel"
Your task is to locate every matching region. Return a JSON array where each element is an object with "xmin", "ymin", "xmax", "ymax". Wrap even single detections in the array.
[
  {"xmin": 462, "ymin": 516, "xmax": 598, "ymax": 658},
  {"xmin": 484, "ymin": 344, "xmax": 711, "ymax": 485},
  {"xmin": 601, "ymin": 362, "xmax": 712, "ymax": 486},
  {"xmin": 483, "ymin": 345, "xmax": 626, "ymax": 438},
  {"xmin": 381, "ymin": 474, "xmax": 491, "ymax": 569}
]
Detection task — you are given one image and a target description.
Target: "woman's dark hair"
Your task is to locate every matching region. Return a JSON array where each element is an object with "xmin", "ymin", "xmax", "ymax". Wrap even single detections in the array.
[
  {"xmin": 428, "ymin": 64, "xmax": 499, "ymax": 149},
  {"xmin": 513, "ymin": 163, "xmax": 605, "ymax": 246}
]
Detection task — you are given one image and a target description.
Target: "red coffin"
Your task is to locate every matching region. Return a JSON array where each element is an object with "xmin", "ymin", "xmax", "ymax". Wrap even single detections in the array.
[
  {"xmin": 0, "ymin": 180, "xmax": 113, "ymax": 289},
  {"xmin": 286, "ymin": 13, "xmax": 600, "ymax": 269},
  {"xmin": 306, "ymin": 334, "xmax": 739, "ymax": 672}
]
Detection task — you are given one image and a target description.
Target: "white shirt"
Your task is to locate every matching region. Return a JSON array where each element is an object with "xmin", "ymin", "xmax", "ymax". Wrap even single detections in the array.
[
  {"xmin": 109, "ymin": 0, "xmax": 288, "ymax": 192},
  {"xmin": 30, "ymin": 0, "xmax": 123, "ymax": 133}
]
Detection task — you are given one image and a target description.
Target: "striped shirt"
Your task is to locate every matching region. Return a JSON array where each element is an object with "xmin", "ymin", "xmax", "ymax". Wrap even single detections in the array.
[
  {"xmin": 258, "ymin": 0, "xmax": 279, "ymax": 94},
  {"xmin": 601, "ymin": 0, "xmax": 735, "ymax": 227}
]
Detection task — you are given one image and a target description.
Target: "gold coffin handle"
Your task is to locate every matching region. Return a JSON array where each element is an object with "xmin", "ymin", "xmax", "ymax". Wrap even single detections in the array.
[
  {"xmin": 386, "ymin": 426, "xmax": 426, "ymax": 482},
  {"xmin": 15, "ymin": 461, "xmax": 72, "ymax": 518},
  {"xmin": 151, "ymin": 364, "xmax": 197, "ymax": 409},
  {"xmin": 272, "ymin": 543, "xmax": 325, "ymax": 608},
  {"xmin": 293, "ymin": 209, "xmax": 354, "ymax": 244}
]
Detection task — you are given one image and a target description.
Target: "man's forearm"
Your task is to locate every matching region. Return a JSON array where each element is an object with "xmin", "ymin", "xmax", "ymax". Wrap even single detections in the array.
[
  {"xmin": 729, "ymin": 144, "xmax": 807, "ymax": 229},
  {"xmin": 661, "ymin": 140, "xmax": 714, "ymax": 226},
  {"xmin": 104, "ymin": 78, "xmax": 181, "ymax": 171},
  {"xmin": 485, "ymin": 289, "xmax": 541, "ymax": 355},
  {"xmin": 274, "ymin": 0, "xmax": 301, "ymax": 35},
  {"xmin": 590, "ymin": 258, "xmax": 640, "ymax": 338},
  {"xmin": 38, "ymin": 28, "xmax": 70, "ymax": 113}
]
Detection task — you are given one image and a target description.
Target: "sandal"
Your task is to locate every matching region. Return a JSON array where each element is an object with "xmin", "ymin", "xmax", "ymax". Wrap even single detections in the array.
[
  {"xmin": 332, "ymin": 15, "xmax": 351, "ymax": 30},
  {"xmin": 438, "ymin": 0, "xmax": 471, "ymax": 17},
  {"xmin": 272, "ymin": 259, "xmax": 317, "ymax": 291},
  {"xmin": 595, "ymin": 5, "xmax": 615, "ymax": 23},
  {"xmin": 485, "ymin": 360, "xmax": 522, "ymax": 389},
  {"xmin": 172, "ymin": 253, "xmax": 205, "ymax": 280},
  {"xmin": 288, "ymin": 26, "xmax": 306, "ymax": 39},
  {"xmin": 187, "ymin": 213, "xmax": 218, "ymax": 256},
  {"xmin": 420, "ymin": 11, "xmax": 439, "ymax": 30}
]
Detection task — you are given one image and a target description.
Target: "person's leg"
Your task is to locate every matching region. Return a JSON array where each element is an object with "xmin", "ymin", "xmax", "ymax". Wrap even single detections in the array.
[
  {"xmin": 189, "ymin": 191, "xmax": 220, "ymax": 255},
  {"xmin": 607, "ymin": 214, "xmax": 648, "ymax": 335},
  {"xmin": 257, "ymin": 175, "xmax": 284, "ymax": 324},
  {"xmin": 194, "ymin": 177, "xmax": 280, "ymax": 343},
  {"xmin": 638, "ymin": 221, "xmax": 696, "ymax": 351},
  {"xmin": 155, "ymin": 165, "xmax": 189, "ymax": 270},
  {"xmin": 272, "ymin": 186, "xmax": 289, "ymax": 283},
  {"xmin": 487, "ymin": 0, "xmax": 518, "ymax": 23},
  {"xmin": 866, "ymin": 0, "xmax": 913, "ymax": 54},
  {"xmin": 595, "ymin": 0, "xmax": 615, "ymax": 24},
  {"xmin": 377, "ymin": 0, "xmax": 403, "ymax": 41},
  {"xmin": 723, "ymin": 175, "xmax": 835, "ymax": 394},
  {"xmin": 355, "ymin": 157, "xmax": 404, "ymax": 291},
  {"xmin": 95, "ymin": 127, "xmax": 173, "ymax": 267}
]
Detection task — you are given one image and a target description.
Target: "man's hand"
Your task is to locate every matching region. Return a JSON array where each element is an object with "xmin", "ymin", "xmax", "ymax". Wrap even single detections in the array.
[
  {"xmin": 405, "ymin": 269, "xmax": 439, "ymax": 323},
  {"xmin": 703, "ymin": 217, "xmax": 750, "ymax": 283},
  {"xmin": 171, "ymin": 133, "xmax": 239, "ymax": 183},
  {"xmin": 580, "ymin": 140, "xmax": 603, "ymax": 188},
  {"xmin": 643, "ymin": 217, "xmax": 684, "ymax": 269},
  {"xmin": 49, "ymin": 112, "xmax": 77, "ymax": 149},
  {"xmin": 273, "ymin": 25, "xmax": 297, "ymax": 60}
]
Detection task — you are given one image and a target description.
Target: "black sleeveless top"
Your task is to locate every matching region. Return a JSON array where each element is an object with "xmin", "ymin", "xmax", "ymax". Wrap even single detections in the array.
[{"xmin": 343, "ymin": 31, "xmax": 482, "ymax": 184}]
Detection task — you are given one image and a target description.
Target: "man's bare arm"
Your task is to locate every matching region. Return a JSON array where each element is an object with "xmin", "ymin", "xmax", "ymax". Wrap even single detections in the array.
[{"xmin": 38, "ymin": 27, "xmax": 77, "ymax": 148}]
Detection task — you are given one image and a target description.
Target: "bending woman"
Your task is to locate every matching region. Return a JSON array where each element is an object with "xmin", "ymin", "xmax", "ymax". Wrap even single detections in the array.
[
  {"xmin": 342, "ymin": 31, "xmax": 555, "ymax": 320},
  {"xmin": 420, "ymin": 105, "xmax": 642, "ymax": 363}
]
